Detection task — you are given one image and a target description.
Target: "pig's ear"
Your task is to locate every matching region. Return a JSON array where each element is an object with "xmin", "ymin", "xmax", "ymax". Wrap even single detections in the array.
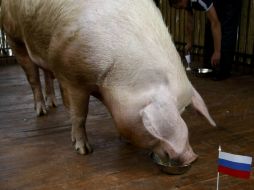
[{"xmin": 140, "ymin": 99, "xmax": 189, "ymax": 155}]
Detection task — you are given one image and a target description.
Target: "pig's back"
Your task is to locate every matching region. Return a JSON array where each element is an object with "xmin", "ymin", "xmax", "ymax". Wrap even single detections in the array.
[
  {"xmin": 78, "ymin": 0, "xmax": 193, "ymax": 109},
  {"xmin": 75, "ymin": 0, "xmax": 191, "ymax": 88}
]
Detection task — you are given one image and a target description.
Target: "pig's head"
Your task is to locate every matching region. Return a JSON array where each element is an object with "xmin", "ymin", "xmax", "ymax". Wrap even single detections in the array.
[{"xmin": 139, "ymin": 93, "xmax": 198, "ymax": 167}]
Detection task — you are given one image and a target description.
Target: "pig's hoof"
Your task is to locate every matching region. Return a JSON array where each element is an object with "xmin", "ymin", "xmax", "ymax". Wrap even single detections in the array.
[
  {"xmin": 74, "ymin": 140, "xmax": 93, "ymax": 155},
  {"xmin": 46, "ymin": 96, "xmax": 57, "ymax": 108},
  {"xmin": 36, "ymin": 102, "xmax": 47, "ymax": 116}
]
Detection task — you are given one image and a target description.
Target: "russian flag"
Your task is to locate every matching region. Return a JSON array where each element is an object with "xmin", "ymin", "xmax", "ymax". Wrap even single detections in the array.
[{"xmin": 218, "ymin": 151, "xmax": 253, "ymax": 179}]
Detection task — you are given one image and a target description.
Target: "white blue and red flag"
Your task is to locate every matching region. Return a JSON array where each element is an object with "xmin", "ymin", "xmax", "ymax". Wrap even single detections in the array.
[{"xmin": 218, "ymin": 151, "xmax": 252, "ymax": 179}]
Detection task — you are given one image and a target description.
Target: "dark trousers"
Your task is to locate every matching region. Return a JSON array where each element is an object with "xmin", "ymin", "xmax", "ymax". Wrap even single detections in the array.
[{"xmin": 203, "ymin": 0, "xmax": 242, "ymax": 76}]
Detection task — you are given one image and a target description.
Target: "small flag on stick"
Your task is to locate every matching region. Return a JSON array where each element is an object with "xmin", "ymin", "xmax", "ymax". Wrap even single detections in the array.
[{"xmin": 218, "ymin": 151, "xmax": 252, "ymax": 179}]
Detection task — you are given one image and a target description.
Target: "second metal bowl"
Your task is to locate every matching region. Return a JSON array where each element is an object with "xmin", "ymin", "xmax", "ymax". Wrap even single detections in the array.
[{"xmin": 192, "ymin": 68, "xmax": 213, "ymax": 77}]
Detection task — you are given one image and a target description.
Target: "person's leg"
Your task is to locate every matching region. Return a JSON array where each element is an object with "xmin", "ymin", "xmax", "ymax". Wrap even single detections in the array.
[
  {"xmin": 213, "ymin": 0, "xmax": 241, "ymax": 80},
  {"xmin": 203, "ymin": 21, "xmax": 213, "ymax": 69}
]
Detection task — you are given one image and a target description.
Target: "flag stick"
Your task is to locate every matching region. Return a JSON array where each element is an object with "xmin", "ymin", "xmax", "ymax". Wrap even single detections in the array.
[
  {"xmin": 216, "ymin": 172, "xmax": 220, "ymax": 190},
  {"xmin": 216, "ymin": 146, "xmax": 222, "ymax": 190}
]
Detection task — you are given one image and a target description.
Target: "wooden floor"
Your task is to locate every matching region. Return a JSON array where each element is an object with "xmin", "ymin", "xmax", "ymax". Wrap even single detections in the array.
[{"xmin": 0, "ymin": 63, "xmax": 253, "ymax": 190}]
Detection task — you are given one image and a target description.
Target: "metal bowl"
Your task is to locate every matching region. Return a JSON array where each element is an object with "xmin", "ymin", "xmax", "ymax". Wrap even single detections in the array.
[
  {"xmin": 150, "ymin": 152, "xmax": 191, "ymax": 175},
  {"xmin": 192, "ymin": 68, "xmax": 213, "ymax": 77}
]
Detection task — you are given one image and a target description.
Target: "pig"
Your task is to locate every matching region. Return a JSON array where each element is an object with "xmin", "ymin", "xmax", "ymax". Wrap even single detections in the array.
[{"xmin": 1, "ymin": 0, "xmax": 216, "ymax": 167}]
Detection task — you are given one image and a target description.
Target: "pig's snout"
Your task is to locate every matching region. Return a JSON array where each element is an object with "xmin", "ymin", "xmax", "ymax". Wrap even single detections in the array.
[
  {"xmin": 152, "ymin": 142, "xmax": 198, "ymax": 168},
  {"xmin": 178, "ymin": 145, "xmax": 198, "ymax": 166},
  {"xmin": 150, "ymin": 146, "xmax": 198, "ymax": 175}
]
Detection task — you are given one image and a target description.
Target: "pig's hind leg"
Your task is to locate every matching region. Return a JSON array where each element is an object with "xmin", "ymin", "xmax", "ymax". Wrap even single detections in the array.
[
  {"xmin": 67, "ymin": 86, "xmax": 93, "ymax": 155},
  {"xmin": 9, "ymin": 40, "xmax": 47, "ymax": 116},
  {"xmin": 43, "ymin": 70, "xmax": 57, "ymax": 108}
]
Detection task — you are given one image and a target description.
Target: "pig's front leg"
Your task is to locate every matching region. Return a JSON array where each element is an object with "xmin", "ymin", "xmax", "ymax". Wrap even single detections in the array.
[{"xmin": 68, "ymin": 87, "xmax": 93, "ymax": 154}]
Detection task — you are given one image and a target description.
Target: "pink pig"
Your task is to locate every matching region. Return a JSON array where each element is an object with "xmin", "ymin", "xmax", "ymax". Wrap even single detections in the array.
[{"xmin": 1, "ymin": 0, "xmax": 216, "ymax": 167}]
